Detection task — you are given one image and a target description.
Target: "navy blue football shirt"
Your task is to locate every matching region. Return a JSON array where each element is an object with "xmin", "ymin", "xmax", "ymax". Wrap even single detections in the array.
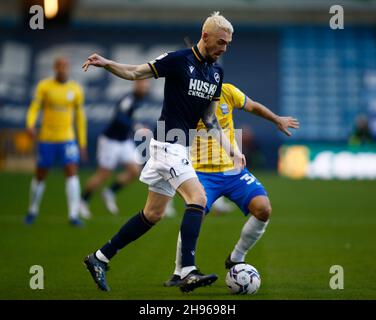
[
  {"xmin": 103, "ymin": 93, "xmax": 159, "ymax": 141},
  {"xmin": 148, "ymin": 45, "xmax": 223, "ymax": 146}
]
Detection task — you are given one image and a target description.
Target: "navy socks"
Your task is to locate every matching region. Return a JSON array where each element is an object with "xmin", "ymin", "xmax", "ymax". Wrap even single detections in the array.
[
  {"xmin": 180, "ymin": 204, "xmax": 205, "ymax": 267},
  {"xmin": 99, "ymin": 203, "xmax": 204, "ymax": 267},
  {"xmin": 110, "ymin": 182, "xmax": 122, "ymax": 193},
  {"xmin": 81, "ymin": 190, "xmax": 92, "ymax": 202},
  {"xmin": 100, "ymin": 210, "xmax": 154, "ymax": 260}
]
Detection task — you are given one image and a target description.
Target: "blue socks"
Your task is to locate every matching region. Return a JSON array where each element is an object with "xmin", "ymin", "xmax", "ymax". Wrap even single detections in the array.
[
  {"xmin": 180, "ymin": 204, "xmax": 205, "ymax": 268},
  {"xmin": 100, "ymin": 210, "xmax": 154, "ymax": 260}
]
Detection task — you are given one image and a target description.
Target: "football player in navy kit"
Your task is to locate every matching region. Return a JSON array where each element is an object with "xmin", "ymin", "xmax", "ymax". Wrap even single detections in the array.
[
  {"xmin": 82, "ymin": 12, "xmax": 245, "ymax": 293},
  {"xmin": 79, "ymin": 80, "xmax": 155, "ymax": 217}
]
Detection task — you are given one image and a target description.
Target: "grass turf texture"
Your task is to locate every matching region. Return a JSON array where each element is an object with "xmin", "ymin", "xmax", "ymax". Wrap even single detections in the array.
[{"xmin": 0, "ymin": 169, "xmax": 375, "ymax": 300}]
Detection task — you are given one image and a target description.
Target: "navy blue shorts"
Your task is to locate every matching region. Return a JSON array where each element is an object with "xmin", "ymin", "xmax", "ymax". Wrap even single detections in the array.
[
  {"xmin": 196, "ymin": 168, "xmax": 268, "ymax": 215},
  {"xmin": 37, "ymin": 140, "xmax": 79, "ymax": 168}
]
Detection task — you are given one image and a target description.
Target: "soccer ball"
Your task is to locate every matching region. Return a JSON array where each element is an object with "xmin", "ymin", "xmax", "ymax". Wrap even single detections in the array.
[{"xmin": 225, "ymin": 263, "xmax": 261, "ymax": 295}]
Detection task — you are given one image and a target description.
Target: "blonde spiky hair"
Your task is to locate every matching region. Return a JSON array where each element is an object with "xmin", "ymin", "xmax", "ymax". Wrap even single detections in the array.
[{"xmin": 202, "ymin": 11, "xmax": 234, "ymax": 34}]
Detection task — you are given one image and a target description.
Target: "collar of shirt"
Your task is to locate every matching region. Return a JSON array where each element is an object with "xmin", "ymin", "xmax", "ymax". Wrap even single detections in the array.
[{"xmin": 192, "ymin": 45, "xmax": 208, "ymax": 64}]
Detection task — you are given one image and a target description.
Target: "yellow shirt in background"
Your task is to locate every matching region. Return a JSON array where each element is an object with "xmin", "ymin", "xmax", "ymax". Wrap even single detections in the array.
[
  {"xmin": 191, "ymin": 83, "xmax": 247, "ymax": 172},
  {"xmin": 26, "ymin": 78, "xmax": 87, "ymax": 148}
]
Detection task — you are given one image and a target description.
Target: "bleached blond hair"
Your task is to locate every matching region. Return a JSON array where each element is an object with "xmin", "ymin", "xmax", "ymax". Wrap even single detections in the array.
[{"xmin": 202, "ymin": 11, "xmax": 234, "ymax": 34}]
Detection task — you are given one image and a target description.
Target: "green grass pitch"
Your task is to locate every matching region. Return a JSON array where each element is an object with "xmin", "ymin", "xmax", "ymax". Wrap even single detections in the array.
[{"xmin": 0, "ymin": 169, "xmax": 375, "ymax": 300}]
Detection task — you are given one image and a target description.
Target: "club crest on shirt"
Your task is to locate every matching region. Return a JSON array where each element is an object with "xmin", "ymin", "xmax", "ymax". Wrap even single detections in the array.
[
  {"xmin": 214, "ymin": 72, "xmax": 220, "ymax": 83},
  {"xmin": 66, "ymin": 91, "xmax": 75, "ymax": 101},
  {"xmin": 220, "ymin": 103, "xmax": 229, "ymax": 114}
]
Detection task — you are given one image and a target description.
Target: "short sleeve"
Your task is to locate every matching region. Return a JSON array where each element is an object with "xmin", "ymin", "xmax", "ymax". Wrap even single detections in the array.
[
  {"xmin": 212, "ymin": 68, "xmax": 223, "ymax": 101},
  {"xmin": 148, "ymin": 51, "xmax": 181, "ymax": 79},
  {"xmin": 230, "ymin": 84, "xmax": 247, "ymax": 110}
]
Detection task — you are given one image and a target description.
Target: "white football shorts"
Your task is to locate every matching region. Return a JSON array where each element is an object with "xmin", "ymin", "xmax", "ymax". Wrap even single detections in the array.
[
  {"xmin": 139, "ymin": 138, "xmax": 197, "ymax": 197},
  {"xmin": 97, "ymin": 135, "xmax": 142, "ymax": 170}
]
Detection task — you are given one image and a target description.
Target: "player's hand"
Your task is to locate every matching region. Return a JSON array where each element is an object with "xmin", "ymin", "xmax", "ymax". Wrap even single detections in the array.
[
  {"xmin": 80, "ymin": 148, "xmax": 88, "ymax": 163},
  {"xmin": 276, "ymin": 116, "xmax": 300, "ymax": 136},
  {"xmin": 26, "ymin": 128, "xmax": 36, "ymax": 140},
  {"xmin": 233, "ymin": 152, "xmax": 246, "ymax": 171},
  {"xmin": 82, "ymin": 53, "xmax": 110, "ymax": 72}
]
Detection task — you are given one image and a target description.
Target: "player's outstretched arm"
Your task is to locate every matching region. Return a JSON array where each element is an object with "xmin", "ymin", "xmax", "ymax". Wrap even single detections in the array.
[
  {"xmin": 82, "ymin": 53, "xmax": 153, "ymax": 80},
  {"xmin": 244, "ymin": 97, "xmax": 300, "ymax": 136},
  {"xmin": 202, "ymin": 100, "xmax": 246, "ymax": 170}
]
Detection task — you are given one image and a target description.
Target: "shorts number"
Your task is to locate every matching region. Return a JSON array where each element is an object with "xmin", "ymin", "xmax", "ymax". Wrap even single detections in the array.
[
  {"xmin": 240, "ymin": 173, "xmax": 256, "ymax": 185},
  {"xmin": 65, "ymin": 144, "xmax": 78, "ymax": 159}
]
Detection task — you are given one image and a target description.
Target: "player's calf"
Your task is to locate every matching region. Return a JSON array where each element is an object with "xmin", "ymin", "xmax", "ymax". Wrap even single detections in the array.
[
  {"xmin": 229, "ymin": 198, "xmax": 271, "ymax": 264},
  {"xmin": 143, "ymin": 192, "xmax": 171, "ymax": 224}
]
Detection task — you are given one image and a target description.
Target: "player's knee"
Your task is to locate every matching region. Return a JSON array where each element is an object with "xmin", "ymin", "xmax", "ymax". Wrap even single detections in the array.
[
  {"xmin": 35, "ymin": 174, "xmax": 46, "ymax": 182},
  {"xmin": 188, "ymin": 191, "xmax": 207, "ymax": 208},
  {"xmin": 64, "ymin": 164, "xmax": 77, "ymax": 177},
  {"xmin": 36, "ymin": 168, "xmax": 48, "ymax": 181},
  {"xmin": 253, "ymin": 204, "xmax": 272, "ymax": 222},
  {"xmin": 143, "ymin": 207, "xmax": 164, "ymax": 224},
  {"xmin": 96, "ymin": 168, "xmax": 111, "ymax": 182},
  {"xmin": 90, "ymin": 174, "xmax": 103, "ymax": 187},
  {"xmin": 101, "ymin": 171, "xmax": 112, "ymax": 181}
]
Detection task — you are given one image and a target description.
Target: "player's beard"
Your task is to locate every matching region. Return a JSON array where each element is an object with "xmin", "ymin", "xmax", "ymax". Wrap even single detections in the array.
[
  {"xmin": 206, "ymin": 48, "xmax": 222, "ymax": 63},
  {"xmin": 206, "ymin": 56, "xmax": 216, "ymax": 63},
  {"xmin": 56, "ymin": 74, "xmax": 68, "ymax": 83},
  {"xmin": 205, "ymin": 52, "xmax": 218, "ymax": 63}
]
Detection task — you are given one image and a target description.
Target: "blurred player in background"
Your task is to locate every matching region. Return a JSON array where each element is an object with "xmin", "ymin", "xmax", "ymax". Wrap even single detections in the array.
[
  {"xmin": 164, "ymin": 83, "xmax": 299, "ymax": 286},
  {"xmin": 24, "ymin": 57, "xmax": 87, "ymax": 227},
  {"xmin": 79, "ymin": 80, "xmax": 149, "ymax": 218},
  {"xmin": 348, "ymin": 114, "xmax": 375, "ymax": 146},
  {"xmin": 82, "ymin": 12, "xmax": 245, "ymax": 293}
]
